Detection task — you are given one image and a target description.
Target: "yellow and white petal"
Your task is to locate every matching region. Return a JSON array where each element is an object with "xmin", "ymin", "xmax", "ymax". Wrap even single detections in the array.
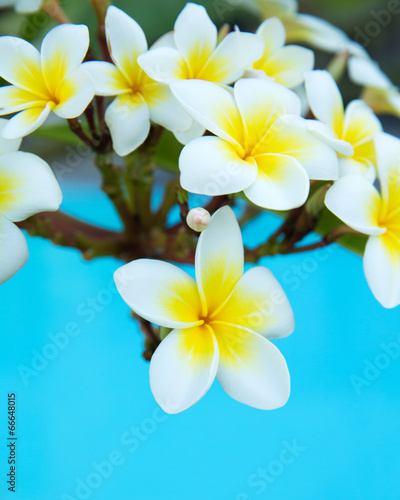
[
  {"xmin": 150, "ymin": 325, "xmax": 219, "ymax": 414},
  {"xmin": 256, "ymin": 0, "xmax": 297, "ymax": 18},
  {"xmin": 364, "ymin": 235, "xmax": 400, "ymax": 309},
  {"xmin": 137, "ymin": 48, "xmax": 188, "ymax": 83},
  {"xmin": 304, "ymin": 70, "xmax": 344, "ymax": 134},
  {"xmin": 233, "ymin": 78, "xmax": 301, "ymax": 156},
  {"xmin": 212, "ymin": 266, "xmax": 294, "ymax": 339},
  {"xmin": 214, "ymin": 324, "xmax": 290, "ymax": 410},
  {"xmin": 41, "ymin": 24, "xmax": 90, "ymax": 95},
  {"xmin": 325, "ymin": 175, "xmax": 385, "ymax": 236},
  {"xmin": 0, "ymin": 119, "xmax": 21, "ymax": 155},
  {"xmin": 0, "ymin": 85, "xmax": 46, "ymax": 116},
  {"xmin": 15, "ymin": 0, "xmax": 42, "ymax": 12},
  {"xmin": 342, "ymin": 100, "xmax": 382, "ymax": 147},
  {"xmin": 53, "ymin": 68, "xmax": 95, "ymax": 119},
  {"xmin": 141, "ymin": 82, "xmax": 192, "ymax": 132},
  {"xmin": 195, "ymin": 206, "xmax": 244, "ymax": 316},
  {"xmin": 173, "ymin": 3, "xmax": 217, "ymax": 74},
  {"xmin": 260, "ymin": 45, "xmax": 314, "ymax": 88},
  {"xmin": 256, "ymin": 17, "xmax": 286, "ymax": 59},
  {"xmin": 171, "ymin": 79, "xmax": 244, "ymax": 149},
  {"xmin": 0, "ymin": 217, "xmax": 28, "ymax": 285},
  {"xmin": 338, "ymin": 157, "xmax": 376, "ymax": 183},
  {"xmin": 82, "ymin": 62, "xmax": 130, "ymax": 96},
  {"xmin": 105, "ymin": 93, "xmax": 150, "ymax": 157},
  {"xmin": 0, "ymin": 36, "xmax": 49, "ymax": 100},
  {"xmin": 374, "ymin": 132, "xmax": 400, "ymax": 200},
  {"xmin": 348, "ymin": 57, "xmax": 393, "ymax": 90},
  {"xmin": 0, "ymin": 152, "xmax": 62, "ymax": 222},
  {"xmin": 114, "ymin": 259, "xmax": 203, "ymax": 329},
  {"xmin": 174, "ymin": 120, "xmax": 206, "ymax": 145},
  {"xmin": 179, "ymin": 136, "xmax": 257, "ymax": 196},
  {"xmin": 307, "ymin": 120, "xmax": 354, "ymax": 157},
  {"xmin": 261, "ymin": 115, "xmax": 339, "ymax": 180},
  {"xmin": 198, "ymin": 31, "xmax": 264, "ymax": 84},
  {"xmin": 245, "ymin": 153, "xmax": 309, "ymax": 210},
  {"xmin": 1, "ymin": 103, "xmax": 52, "ymax": 139}
]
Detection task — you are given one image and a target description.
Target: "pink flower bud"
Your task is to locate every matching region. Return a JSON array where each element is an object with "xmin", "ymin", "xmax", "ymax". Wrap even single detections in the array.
[{"xmin": 186, "ymin": 207, "xmax": 211, "ymax": 232}]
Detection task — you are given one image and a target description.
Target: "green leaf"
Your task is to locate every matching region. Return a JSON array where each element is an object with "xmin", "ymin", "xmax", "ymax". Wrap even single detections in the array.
[
  {"xmin": 154, "ymin": 130, "xmax": 182, "ymax": 173},
  {"xmin": 31, "ymin": 124, "xmax": 81, "ymax": 146}
]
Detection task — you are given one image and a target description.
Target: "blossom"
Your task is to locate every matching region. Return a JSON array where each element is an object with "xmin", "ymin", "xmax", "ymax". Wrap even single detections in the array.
[
  {"xmin": 325, "ymin": 132, "xmax": 400, "ymax": 309},
  {"xmin": 248, "ymin": 17, "xmax": 314, "ymax": 88},
  {"xmin": 246, "ymin": 0, "xmax": 366, "ymax": 56},
  {"xmin": 186, "ymin": 207, "xmax": 211, "ymax": 232},
  {"xmin": 0, "ymin": 0, "xmax": 42, "ymax": 13},
  {"xmin": 114, "ymin": 206, "xmax": 294, "ymax": 413},
  {"xmin": 0, "ymin": 24, "xmax": 94, "ymax": 139},
  {"xmin": 83, "ymin": 6, "xmax": 194, "ymax": 156},
  {"xmin": 171, "ymin": 77, "xmax": 338, "ymax": 210},
  {"xmin": 0, "ymin": 118, "xmax": 62, "ymax": 284},
  {"xmin": 348, "ymin": 56, "xmax": 400, "ymax": 119},
  {"xmin": 305, "ymin": 70, "xmax": 382, "ymax": 181}
]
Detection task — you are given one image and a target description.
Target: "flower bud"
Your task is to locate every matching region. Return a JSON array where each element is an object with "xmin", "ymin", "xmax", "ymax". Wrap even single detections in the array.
[{"xmin": 186, "ymin": 207, "xmax": 211, "ymax": 232}]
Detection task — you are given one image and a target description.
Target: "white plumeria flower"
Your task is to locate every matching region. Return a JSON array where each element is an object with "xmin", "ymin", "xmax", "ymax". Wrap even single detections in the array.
[
  {"xmin": 137, "ymin": 2, "xmax": 264, "ymax": 144},
  {"xmin": 0, "ymin": 24, "xmax": 94, "ymax": 140},
  {"xmin": 114, "ymin": 206, "xmax": 294, "ymax": 413},
  {"xmin": 248, "ymin": 0, "xmax": 366, "ymax": 56},
  {"xmin": 0, "ymin": 119, "xmax": 62, "ymax": 284},
  {"xmin": 305, "ymin": 70, "xmax": 382, "ymax": 182},
  {"xmin": 348, "ymin": 57, "xmax": 400, "ymax": 119},
  {"xmin": 0, "ymin": 0, "xmax": 42, "ymax": 13},
  {"xmin": 83, "ymin": 6, "xmax": 194, "ymax": 157},
  {"xmin": 248, "ymin": 17, "xmax": 314, "ymax": 88},
  {"xmin": 325, "ymin": 132, "xmax": 400, "ymax": 309},
  {"xmin": 171, "ymin": 78, "xmax": 338, "ymax": 210}
]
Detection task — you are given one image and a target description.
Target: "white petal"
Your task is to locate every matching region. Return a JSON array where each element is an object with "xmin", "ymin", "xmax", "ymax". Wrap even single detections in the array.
[
  {"xmin": 0, "ymin": 85, "xmax": 46, "ymax": 115},
  {"xmin": 174, "ymin": 120, "xmax": 205, "ymax": 145},
  {"xmin": 198, "ymin": 31, "xmax": 264, "ymax": 84},
  {"xmin": 171, "ymin": 79, "xmax": 244, "ymax": 149},
  {"xmin": 261, "ymin": 115, "xmax": 339, "ymax": 180},
  {"xmin": 342, "ymin": 99, "xmax": 382, "ymax": 145},
  {"xmin": 179, "ymin": 136, "xmax": 258, "ymax": 196},
  {"xmin": 150, "ymin": 325, "xmax": 219, "ymax": 414},
  {"xmin": 307, "ymin": 120, "xmax": 354, "ymax": 156},
  {"xmin": 364, "ymin": 235, "xmax": 400, "ymax": 309},
  {"xmin": 374, "ymin": 132, "xmax": 400, "ymax": 199},
  {"xmin": 150, "ymin": 32, "xmax": 176, "ymax": 50},
  {"xmin": 304, "ymin": 70, "xmax": 344, "ymax": 133},
  {"xmin": 81, "ymin": 61, "xmax": 130, "ymax": 96},
  {"xmin": 0, "ymin": 36, "xmax": 48, "ymax": 99},
  {"xmin": 0, "ymin": 118, "xmax": 21, "ymax": 155},
  {"xmin": 195, "ymin": 206, "xmax": 244, "ymax": 316},
  {"xmin": 325, "ymin": 175, "xmax": 384, "ymax": 235},
  {"xmin": 212, "ymin": 266, "xmax": 294, "ymax": 339},
  {"xmin": 41, "ymin": 24, "xmax": 89, "ymax": 94},
  {"xmin": 15, "ymin": 0, "xmax": 42, "ymax": 12},
  {"xmin": 53, "ymin": 68, "xmax": 95, "ymax": 119},
  {"xmin": 214, "ymin": 325, "xmax": 290, "ymax": 410},
  {"xmin": 256, "ymin": 0, "xmax": 297, "ymax": 18},
  {"xmin": 1, "ymin": 103, "xmax": 52, "ymax": 139},
  {"xmin": 0, "ymin": 152, "xmax": 62, "ymax": 221},
  {"xmin": 245, "ymin": 153, "xmax": 310, "ymax": 210},
  {"xmin": 174, "ymin": 3, "xmax": 217, "ymax": 68},
  {"xmin": 137, "ymin": 48, "xmax": 187, "ymax": 83},
  {"xmin": 338, "ymin": 157, "xmax": 376, "ymax": 182},
  {"xmin": 105, "ymin": 6, "xmax": 147, "ymax": 76},
  {"xmin": 256, "ymin": 17, "xmax": 286, "ymax": 57},
  {"xmin": 105, "ymin": 93, "xmax": 150, "ymax": 157},
  {"xmin": 141, "ymin": 83, "xmax": 192, "ymax": 132},
  {"xmin": 261, "ymin": 45, "xmax": 314, "ymax": 88},
  {"xmin": 114, "ymin": 259, "xmax": 203, "ymax": 329},
  {"xmin": 348, "ymin": 57, "xmax": 393, "ymax": 90},
  {"xmin": 0, "ymin": 217, "xmax": 28, "ymax": 285}
]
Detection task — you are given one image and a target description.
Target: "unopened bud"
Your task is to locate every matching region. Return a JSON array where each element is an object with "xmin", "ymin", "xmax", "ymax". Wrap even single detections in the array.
[{"xmin": 186, "ymin": 207, "xmax": 211, "ymax": 232}]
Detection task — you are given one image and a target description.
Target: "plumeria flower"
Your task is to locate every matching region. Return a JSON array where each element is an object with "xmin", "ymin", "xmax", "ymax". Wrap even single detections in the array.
[
  {"xmin": 83, "ymin": 6, "xmax": 194, "ymax": 156},
  {"xmin": 248, "ymin": 17, "xmax": 314, "ymax": 88},
  {"xmin": 114, "ymin": 206, "xmax": 294, "ymax": 413},
  {"xmin": 0, "ymin": 0, "xmax": 42, "ymax": 13},
  {"xmin": 325, "ymin": 132, "xmax": 400, "ymax": 309},
  {"xmin": 348, "ymin": 56, "xmax": 400, "ymax": 119},
  {"xmin": 247, "ymin": 0, "xmax": 366, "ymax": 56},
  {"xmin": 305, "ymin": 70, "xmax": 382, "ymax": 182},
  {"xmin": 171, "ymin": 78, "xmax": 338, "ymax": 210},
  {"xmin": 0, "ymin": 118, "xmax": 62, "ymax": 284},
  {"xmin": 0, "ymin": 24, "xmax": 94, "ymax": 139}
]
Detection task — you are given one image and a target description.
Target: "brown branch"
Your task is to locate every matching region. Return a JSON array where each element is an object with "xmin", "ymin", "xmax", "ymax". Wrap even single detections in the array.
[{"xmin": 42, "ymin": 0, "xmax": 70, "ymax": 24}]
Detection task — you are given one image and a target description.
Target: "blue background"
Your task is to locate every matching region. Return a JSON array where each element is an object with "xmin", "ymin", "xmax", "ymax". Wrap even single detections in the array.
[{"xmin": 1, "ymin": 183, "xmax": 400, "ymax": 500}]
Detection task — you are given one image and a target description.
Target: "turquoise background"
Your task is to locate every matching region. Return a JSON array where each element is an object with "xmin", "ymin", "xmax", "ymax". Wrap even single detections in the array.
[{"xmin": 1, "ymin": 184, "xmax": 400, "ymax": 499}]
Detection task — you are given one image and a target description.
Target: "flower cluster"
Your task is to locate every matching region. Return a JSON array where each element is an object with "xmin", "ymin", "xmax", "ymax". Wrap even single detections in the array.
[{"xmin": 1, "ymin": 1, "xmax": 400, "ymax": 413}]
